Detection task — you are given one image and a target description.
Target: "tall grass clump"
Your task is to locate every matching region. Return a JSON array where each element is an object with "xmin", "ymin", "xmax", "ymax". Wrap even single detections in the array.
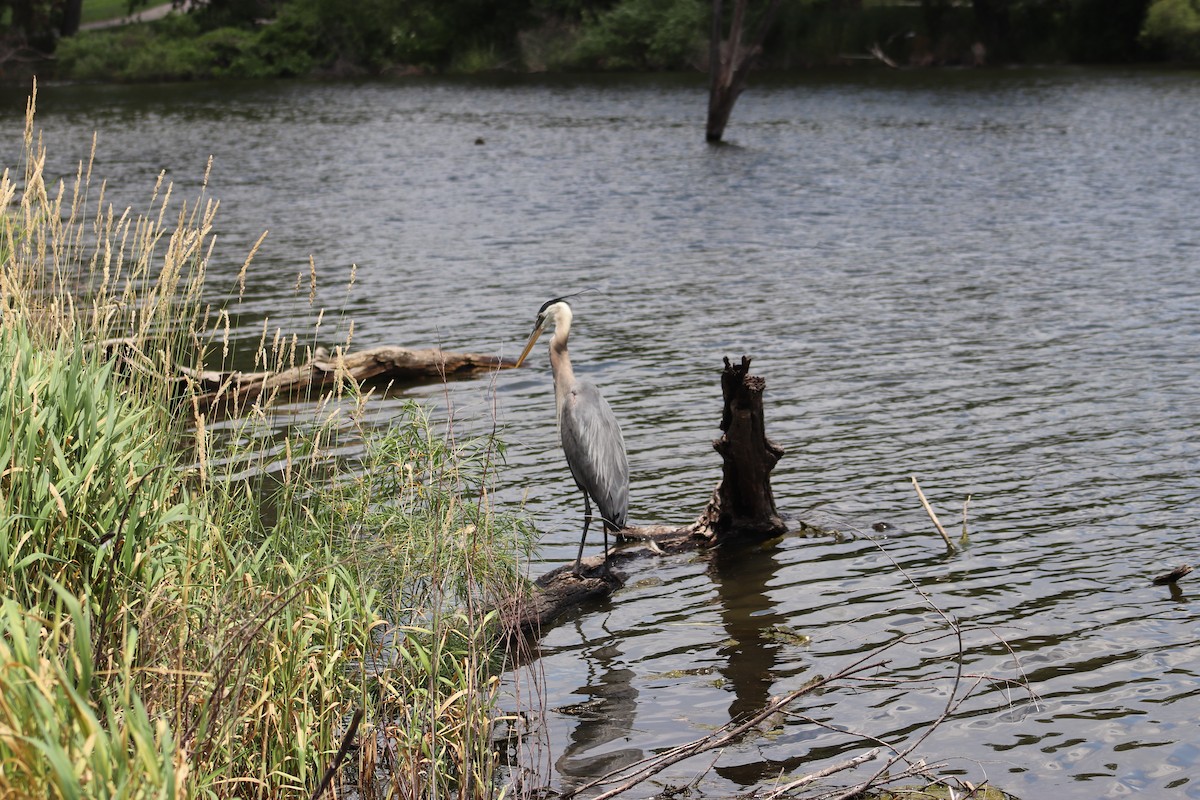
[{"xmin": 0, "ymin": 81, "xmax": 534, "ymax": 799}]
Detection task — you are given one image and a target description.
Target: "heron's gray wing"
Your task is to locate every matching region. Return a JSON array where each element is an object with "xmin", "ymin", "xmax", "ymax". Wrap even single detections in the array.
[{"xmin": 560, "ymin": 380, "xmax": 629, "ymax": 530}]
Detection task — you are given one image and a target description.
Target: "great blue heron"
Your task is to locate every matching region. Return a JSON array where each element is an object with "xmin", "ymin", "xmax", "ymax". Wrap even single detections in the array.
[{"xmin": 515, "ymin": 298, "xmax": 629, "ymax": 577}]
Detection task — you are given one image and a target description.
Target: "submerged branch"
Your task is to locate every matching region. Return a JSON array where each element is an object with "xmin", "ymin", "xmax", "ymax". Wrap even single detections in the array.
[
  {"xmin": 912, "ymin": 475, "xmax": 955, "ymax": 552},
  {"xmin": 759, "ymin": 749, "xmax": 881, "ymax": 800}
]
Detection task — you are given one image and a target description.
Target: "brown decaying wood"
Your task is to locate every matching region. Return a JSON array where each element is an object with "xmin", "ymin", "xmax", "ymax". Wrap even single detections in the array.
[
  {"xmin": 182, "ymin": 345, "xmax": 515, "ymax": 411},
  {"xmin": 1152, "ymin": 564, "xmax": 1192, "ymax": 585},
  {"xmin": 505, "ymin": 356, "xmax": 787, "ymax": 638},
  {"xmin": 693, "ymin": 355, "xmax": 787, "ymax": 542}
]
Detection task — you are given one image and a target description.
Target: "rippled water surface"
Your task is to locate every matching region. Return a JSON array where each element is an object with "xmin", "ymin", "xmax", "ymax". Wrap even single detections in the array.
[{"xmin": 5, "ymin": 68, "xmax": 1200, "ymax": 798}]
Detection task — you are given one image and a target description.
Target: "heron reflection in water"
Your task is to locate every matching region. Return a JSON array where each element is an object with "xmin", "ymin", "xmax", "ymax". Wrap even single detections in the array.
[{"xmin": 515, "ymin": 297, "xmax": 629, "ymax": 578}]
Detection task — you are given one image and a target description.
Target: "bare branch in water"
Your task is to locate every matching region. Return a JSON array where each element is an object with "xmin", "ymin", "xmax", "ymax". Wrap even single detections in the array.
[
  {"xmin": 556, "ymin": 536, "xmax": 1033, "ymax": 800},
  {"xmin": 912, "ymin": 475, "xmax": 955, "ymax": 552}
]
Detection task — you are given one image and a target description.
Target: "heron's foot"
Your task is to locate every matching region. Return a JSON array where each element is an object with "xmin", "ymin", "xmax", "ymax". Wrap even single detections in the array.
[
  {"xmin": 598, "ymin": 560, "xmax": 625, "ymax": 586},
  {"xmin": 570, "ymin": 556, "xmax": 588, "ymax": 580},
  {"xmin": 565, "ymin": 560, "xmax": 622, "ymax": 584}
]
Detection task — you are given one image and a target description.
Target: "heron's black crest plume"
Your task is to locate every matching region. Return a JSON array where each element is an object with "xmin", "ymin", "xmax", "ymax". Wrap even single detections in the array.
[
  {"xmin": 536, "ymin": 289, "xmax": 602, "ymax": 318},
  {"xmin": 538, "ymin": 296, "xmax": 571, "ymax": 315}
]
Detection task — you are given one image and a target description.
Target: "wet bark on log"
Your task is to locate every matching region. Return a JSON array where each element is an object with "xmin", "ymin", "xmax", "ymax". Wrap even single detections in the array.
[
  {"xmin": 181, "ymin": 345, "xmax": 515, "ymax": 412},
  {"xmin": 505, "ymin": 355, "xmax": 787, "ymax": 638}
]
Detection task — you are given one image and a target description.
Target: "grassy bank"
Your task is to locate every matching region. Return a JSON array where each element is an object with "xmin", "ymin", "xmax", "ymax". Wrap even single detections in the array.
[{"xmin": 0, "ymin": 84, "xmax": 533, "ymax": 798}]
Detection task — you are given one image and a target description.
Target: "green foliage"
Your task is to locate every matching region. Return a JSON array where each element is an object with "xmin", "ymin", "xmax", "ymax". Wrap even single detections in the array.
[
  {"xmin": 46, "ymin": 0, "xmax": 1172, "ymax": 81},
  {"xmin": 0, "ymin": 594, "xmax": 182, "ymax": 799},
  {"xmin": 56, "ymin": 0, "xmax": 536, "ymax": 79},
  {"xmin": 246, "ymin": 0, "xmax": 320, "ymax": 75},
  {"xmin": 0, "ymin": 325, "xmax": 191, "ymax": 799},
  {"xmin": 1141, "ymin": 0, "xmax": 1200, "ymax": 59},
  {"xmin": 281, "ymin": 401, "xmax": 535, "ymax": 609},
  {"xmin": 56, "ymin": 13, "xmax": 297, "ymax": 80},
  {"xmin": 572, "ymin": 0, "xmax": 707, "ymax": 69},
  {"xmin": 304, "ymin": 0, "xmax": 531, "ymax": 71},
  {"xmin": 189, "ymin": 0, "xmax": 279, "ymax": 28},
  {"xmin": 57, "ymin": 14, "xmax": 212, "ymax": 81},
  {"xmin": 0, "ymin": 326, "xmax": 185, "ymax": 653},
  {"xmin": 1, "ymin": 84, "xmax": 533, "ymax": 798}
]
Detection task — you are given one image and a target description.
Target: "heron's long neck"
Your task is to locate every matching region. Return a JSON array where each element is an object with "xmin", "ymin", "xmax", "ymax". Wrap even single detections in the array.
[{"xmin": 548, "ymin": 311, "xmax": 575, "ymax": 425}]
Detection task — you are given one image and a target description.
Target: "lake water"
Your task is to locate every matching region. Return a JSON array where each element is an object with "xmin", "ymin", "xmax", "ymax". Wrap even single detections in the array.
[{"xmin": 5, "ymin": 67, "xmax": 1200, "ymax": 799}]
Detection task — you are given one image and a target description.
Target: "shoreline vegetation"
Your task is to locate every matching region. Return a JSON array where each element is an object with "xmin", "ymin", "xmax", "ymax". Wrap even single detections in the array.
[
  {"xmin": 1, "ymin": 0, "xmax": 1196, "ymax": 85},
  {"xmin": 0, "ymin": 83, "xmax": 537, "ymax": 798}
]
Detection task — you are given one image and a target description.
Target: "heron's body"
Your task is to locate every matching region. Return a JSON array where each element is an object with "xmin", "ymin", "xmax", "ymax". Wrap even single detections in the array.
[{"xmin": 517, "ymin": 299, "xmax": 629, "ymax": 576}]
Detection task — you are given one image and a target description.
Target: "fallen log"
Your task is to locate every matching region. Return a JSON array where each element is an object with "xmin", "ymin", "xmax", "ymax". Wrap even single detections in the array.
[
  {"xmin": 180, "ymin": 345, "xmax": 515, "ymax": 412},
  {"xmin": 502, "ymin": 355, "xmax": 788, "ymax": 638}
]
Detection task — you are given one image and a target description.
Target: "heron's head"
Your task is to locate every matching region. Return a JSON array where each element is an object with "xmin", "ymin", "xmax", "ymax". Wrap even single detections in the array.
[{"xmin": 515, "ymin": 298, "xmax": 573, "ymax": 367}]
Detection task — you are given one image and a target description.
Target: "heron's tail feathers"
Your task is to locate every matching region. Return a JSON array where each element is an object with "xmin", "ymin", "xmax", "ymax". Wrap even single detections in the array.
[{"xmin": 586, "ymin": 511, "xmax": 626, "ymax": 533}]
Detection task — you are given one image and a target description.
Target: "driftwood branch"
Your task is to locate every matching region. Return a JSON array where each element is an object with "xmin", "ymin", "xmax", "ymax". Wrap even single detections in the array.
[
  {"xmin": 180, "ymin": 345, "xmax": 514, "ymax": 412},
  {"xmin": 912, "ymin": 475, "xmax": 955, "ymax": 553},
  {"xmin": 569, "ymin": 613, "xmax": 1028, "ymax": 799},
  {"xmin": 563, "ymin": 552, "xmax": 1034, "ymax": 800},
  {"xmin": 759, "ymin": 749, "xmax": 881, "ymax": 800},
  {"xmin": 562, "ymin": 671, "xmax": 853, "ymax": 800},
  {"xmin": 868, "ymin": 42, "xmax": 901, "ymax": 68}
]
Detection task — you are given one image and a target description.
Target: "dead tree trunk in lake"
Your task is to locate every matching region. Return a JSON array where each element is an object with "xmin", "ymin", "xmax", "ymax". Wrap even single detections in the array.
[
  {"xmin": 706, "ymin": 0, "xmax": 783, "ymax": 144},
  {"xmin": 505, "ymin": 355, "xmax": 788, "ymax": 637}
]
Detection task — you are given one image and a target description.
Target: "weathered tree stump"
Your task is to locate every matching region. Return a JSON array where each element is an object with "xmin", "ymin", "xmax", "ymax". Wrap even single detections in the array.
[
  {"xmin": 693, "ymin": 355, "xmax": 787, "ymax": 542},
  {"xmin": 505, "ymin": 355, "xmax": 788, "ymax": 638}
]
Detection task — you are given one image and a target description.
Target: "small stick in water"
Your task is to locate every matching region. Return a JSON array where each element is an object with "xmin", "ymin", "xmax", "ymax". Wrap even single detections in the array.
[
  {"xmin": 961, "ymin": 494, "xmax": 972, "ymax": 543},
  {"xmin": 912, "ymin": 475, "xmax": 955, "ymax": 552}
]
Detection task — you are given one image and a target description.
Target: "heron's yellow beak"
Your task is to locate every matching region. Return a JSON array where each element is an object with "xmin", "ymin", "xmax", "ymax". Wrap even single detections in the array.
[{"xmin": 514, "ymin": 326, "xmax": 543, "ymax": 368}]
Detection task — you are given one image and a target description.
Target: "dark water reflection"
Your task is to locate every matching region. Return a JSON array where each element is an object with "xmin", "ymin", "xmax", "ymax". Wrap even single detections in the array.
[{"xmin": 5, "ymin": 68, "xmax": 1200, "ymax": 799}]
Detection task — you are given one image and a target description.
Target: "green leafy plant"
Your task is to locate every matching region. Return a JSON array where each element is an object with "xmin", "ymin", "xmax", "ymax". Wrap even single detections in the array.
[
  {"xmin": 573, "ymin": 0, "xmax": 708, "ymax": 69},
  {"xmin": 1, "ymin": 81, "xmax": 533, "ymax": 799},
  {"xmin": 1140, "ymin": 0, "xmax": 1200, "ymax": 59}
]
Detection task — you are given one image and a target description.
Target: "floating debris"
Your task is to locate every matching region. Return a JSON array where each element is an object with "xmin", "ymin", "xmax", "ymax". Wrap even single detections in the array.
[{"xmin": 1152, "ymin": 564, "xmax": 1193, "ymax": 586}]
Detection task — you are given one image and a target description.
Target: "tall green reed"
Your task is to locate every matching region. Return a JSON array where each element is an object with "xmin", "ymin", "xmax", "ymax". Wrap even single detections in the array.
[{"xmin": 1, "ymin": 80, "xmax": 535, "ymax": 799}]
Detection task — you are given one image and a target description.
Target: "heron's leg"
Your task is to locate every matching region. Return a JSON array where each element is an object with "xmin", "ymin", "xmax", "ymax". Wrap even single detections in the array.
[
  {"xmin": 602, "ymin": 523, "xmax": 611, "ymax": 574},
  {"xmin": 573, "ymin": 492, "xmax": 591, "ymax": 578}
]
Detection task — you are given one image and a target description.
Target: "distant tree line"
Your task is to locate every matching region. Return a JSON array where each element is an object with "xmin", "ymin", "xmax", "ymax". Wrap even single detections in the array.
[{"xmin": 2, "ymin": 0, "xmax": 1198, "ymax": 82}]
